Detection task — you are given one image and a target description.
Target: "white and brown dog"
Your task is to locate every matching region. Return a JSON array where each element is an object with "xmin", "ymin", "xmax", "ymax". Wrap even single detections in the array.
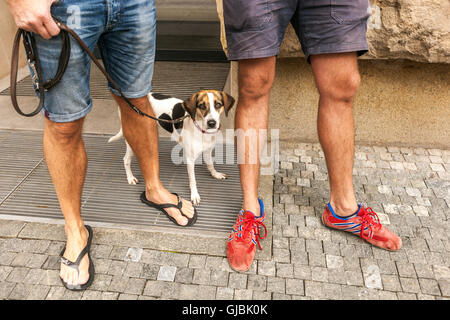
[{"xmin": 108, "ymin": 90, "xmax": 235, "ymax": 206}]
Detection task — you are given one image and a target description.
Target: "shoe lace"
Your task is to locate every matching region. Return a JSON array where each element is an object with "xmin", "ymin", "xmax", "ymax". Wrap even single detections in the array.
[
  {"xmin": 237, "ymin": 212, "xmax": 267, "ymax": 250},
  {"xmin": 359, "ymin": 206, "xmax": 382, "ymax": 240}
]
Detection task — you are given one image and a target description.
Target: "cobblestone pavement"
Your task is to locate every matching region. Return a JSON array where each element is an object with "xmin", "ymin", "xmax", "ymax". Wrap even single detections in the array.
[{"xmin": 0, "ymin": 143, "xmax": 449, "ymax": 300}]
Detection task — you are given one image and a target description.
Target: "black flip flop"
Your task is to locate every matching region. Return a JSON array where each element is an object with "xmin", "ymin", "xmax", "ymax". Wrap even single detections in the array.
[
  {"xmin": 59, "ymin": 225, "xmax": 95, "ymax": 291},
  {"xmin": 140, "ymin": 191, "xmax": 198, "ymax": 227}
]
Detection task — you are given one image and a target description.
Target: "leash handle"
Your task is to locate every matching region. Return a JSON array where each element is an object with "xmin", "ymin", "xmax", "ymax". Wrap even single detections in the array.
[{"xmin": 10, "ymin": 16, "xmax": 189, "ymax": 124}]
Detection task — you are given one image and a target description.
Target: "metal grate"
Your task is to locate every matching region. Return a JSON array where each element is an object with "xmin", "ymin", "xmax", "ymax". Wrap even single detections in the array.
[
  {"xmin": 0, "ymin": 61, "xmax": 230, "ymax": 101},
  {"xmin": 0, "ymin": 130, "xmax": 245, "ymax": 234}
]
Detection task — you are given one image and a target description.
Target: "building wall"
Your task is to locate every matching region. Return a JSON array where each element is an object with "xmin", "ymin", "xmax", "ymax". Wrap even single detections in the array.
[{"xmin": 0, "ymin": 2, "xmax": 26, "ymax": 79}]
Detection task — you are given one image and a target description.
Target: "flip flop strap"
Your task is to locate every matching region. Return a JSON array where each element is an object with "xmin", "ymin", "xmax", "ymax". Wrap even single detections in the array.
[{"xmin": 60, "ymin": 226, "xmax": 92, "ymax": 272}]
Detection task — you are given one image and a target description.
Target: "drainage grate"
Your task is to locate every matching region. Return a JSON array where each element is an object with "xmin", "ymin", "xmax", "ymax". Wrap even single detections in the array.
[
  {"xmin": 0, "ymin": 129, "xmax": 246, "ymax": 234},
  {"xmin": 0, "ymin": 61, "xmax": 230, "ymax": 101}
]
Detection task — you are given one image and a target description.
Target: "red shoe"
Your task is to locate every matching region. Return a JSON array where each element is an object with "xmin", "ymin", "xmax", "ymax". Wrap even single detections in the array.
[
  {"xmin": 227, "ymin": 198, "xmax": 267, "ymax": 272},
  {"xmin": 322, "ymin": 203, "xmax": 402, "ymax": 251}
]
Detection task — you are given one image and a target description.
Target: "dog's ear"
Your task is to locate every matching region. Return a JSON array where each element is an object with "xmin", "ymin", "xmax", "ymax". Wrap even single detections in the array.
[
  {"xmin": 221, "ymin": 91, "xmax": 235, "ymax": 117},
  {"xmin": 182, "ymin": 93, "xmax": 198, "ymax": 118}
]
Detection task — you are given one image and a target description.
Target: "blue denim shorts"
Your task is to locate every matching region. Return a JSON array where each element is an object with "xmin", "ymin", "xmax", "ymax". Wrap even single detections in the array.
[
  {"xmin": 218, "ymin": 0, "xmax": 370, "ymax": 62},
  {"xmin": 32, "ymin": 0, "xmax": 156, "ymax": 122}
]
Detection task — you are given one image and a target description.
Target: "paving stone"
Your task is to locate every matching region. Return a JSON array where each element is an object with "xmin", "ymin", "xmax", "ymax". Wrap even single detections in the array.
[
  {"xmin": 124, "ymin": 262, "xmax": 143, "ymax": 278},
  {"xmin": 45, "ymin": 286, "xmax": 66, "ymax": 300},
  {"xmin": 82, "ymin": 290, "xmax": 103, "ymax": 300},
  {"xmin": 91, "ymin": 244, "xmax": 113, "ymax": 259},
  {"xmin": 276, "ymin": 263, "xmax": 294, "ymax": 278},
  {"xmin": 107, "ymin": 260, "xmax": 127, "ymax": 276},
  {"xmin": 216, "ymin": 287, "xmax": 234, "ymax": 300},
  {"xmin": 253, "ymin": 291, "xmax": 272, "ymax": 300},
  {"xmin": 311, "ymin": 266, "xmax": 328, "ymax": 282},
  {"xmin": 124, "ymin": 278, "xmax": 146, "ymax": 295},
  {"xmin": 178, "ymin": 284, "xmax": 216, "ymax": 300},
  {"xmin": 0, "ymin": 266, "xmax": 13, "ymax": 282},
  {"xmin": 26, "ymin": 284, "xmax": 50, "ymax": 300},
  {"xmin": 234, "ymin": 289, "xmax": 253, "ymax": 300},
  {"xmin": 381, "ymin": 274, "xmax": 402, "ymax": 292},
  {"xmin": 90, "ymin": 274, "xmax": 113, "ymax": 291},
  {"xmin": 175, "ymin": 267, "xmax": 194, "ymax": 284},
  {"xmin": 124, "ymin": 247, "xmax": 143, "ymax": 262},
  {"xmin": 396, "ymin": 261, "xmax": 417, "ymax": 278},
  {"xmin": 400, "ymin": 277, "xmax": 421, "ymax": 293},
  {"xmin": 266, "ymin": 276, "xmax": 285, "ymax": 294},
  {"xmin": 258, "ymin": 261, "xmax": 276, "ymax": 277},
  {"xmin": 141, "ymin": 264, "xmax": 159, "ymax": 280},
  {"xmin": 192, "ymin": 268, "xmax": 211, "ymax": 285},
  {"xmin": 157, "ymin": 266, "xmax": 177, "ymax": 282},
  {"xmin": 6, "ymin": 267, "xmax": 29, "ymax": 283},
  {"xmin": 118, "ymin": 293, "xmax": 138, "ymax": 300},
  {"xmin": 108, "ymin": 276, "xmax": 130, "ymax": 292},
  {"xmin": 228, "ymin": 273, "xmax": 247, "ymax": 289},
  {"xmin": 209, "ymin": 270, "xmax": 228, "ymax": 287},
  {"xmin": 418, "ymin": 278, "xmax": 441, "ymax": 296}
]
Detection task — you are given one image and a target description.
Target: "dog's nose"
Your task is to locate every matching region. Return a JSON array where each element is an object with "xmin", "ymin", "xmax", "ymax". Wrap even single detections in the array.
[{"xmin": 207, "ymin": 119, "xmax": 217, "ymax": 128}]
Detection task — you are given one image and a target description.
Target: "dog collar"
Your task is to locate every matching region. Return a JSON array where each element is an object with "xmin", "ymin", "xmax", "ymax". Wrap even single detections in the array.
[{"xmin": 193, "ymin": 119, "xmax": 221, "ymax": 134}]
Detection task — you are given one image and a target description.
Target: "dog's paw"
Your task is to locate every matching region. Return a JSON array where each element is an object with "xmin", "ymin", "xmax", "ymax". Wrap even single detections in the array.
[
  {"xmin": 127, "ymin": 176, "xmax": 139, "ymax": 185},
  {"xmin": 191, "ymin": 192, "xmax": 201, "ymax": 206},
  {"xmin": 212, "ymin": 172, "xmax": 227, "ymax": 180}
]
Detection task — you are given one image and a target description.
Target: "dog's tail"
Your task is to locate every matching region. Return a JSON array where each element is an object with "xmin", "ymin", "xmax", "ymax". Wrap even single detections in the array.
[{"xmin": 108, "ymin": 128, "xmax": 123, "ymax": 143}]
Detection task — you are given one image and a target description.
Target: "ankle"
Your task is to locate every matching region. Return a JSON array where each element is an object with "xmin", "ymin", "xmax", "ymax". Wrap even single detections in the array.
[
  {"xmin": 64, "ymin": 221, "xmax": 86, "ymax": 238},
  {"xmin": 329, "ymin": 200, "xmax": 359, "ymax": 217},
  {"xmin": 243, "ymin": 199, "xmax": 261, "ymax": 217}
]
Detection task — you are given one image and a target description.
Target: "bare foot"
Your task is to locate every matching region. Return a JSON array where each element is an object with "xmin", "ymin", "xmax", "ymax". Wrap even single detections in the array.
[
  {"xmin": 60, "ymin": 225, "xmax": 90, "ymax": 287},
  {"xmin": 146, "ymin": 187, "xmax": 195, "ymax": 226}
]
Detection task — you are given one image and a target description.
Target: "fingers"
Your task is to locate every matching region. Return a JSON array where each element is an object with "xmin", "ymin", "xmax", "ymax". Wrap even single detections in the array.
[
  {"xmin": 34, "ymin": 21, "xmax": 52, "ymax": 40},
  {"xmin": 43, "ymin": 15, "xmax": 60, "ymax": 37}
]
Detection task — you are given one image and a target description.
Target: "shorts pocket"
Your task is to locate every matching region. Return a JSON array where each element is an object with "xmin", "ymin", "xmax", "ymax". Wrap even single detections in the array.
[
  {"xmin": 330, "ymin": 0, "xmax": 370, "ymax": 24},
  {"xmin": 224, "ymin": 0, "xmax": 272, "ymax": 32}
]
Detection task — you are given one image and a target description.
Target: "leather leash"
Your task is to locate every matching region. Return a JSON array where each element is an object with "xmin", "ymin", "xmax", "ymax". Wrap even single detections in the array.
[{"xmin": 10, "ymin": 16, "xmax": 189, "ymax": 124}]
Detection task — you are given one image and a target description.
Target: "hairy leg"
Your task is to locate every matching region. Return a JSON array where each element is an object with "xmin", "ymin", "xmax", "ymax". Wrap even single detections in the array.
[
  {"xmin": 235, "ymin": 57, "xmax": 276, "ymax": 216},
  {"xmin": 311, "ymin": 52, "xmax": 361, "ymax": 216},
  {"xmin": 111, "ymin": 94, "xmax": 194, "ymax": 225},
  {"xmin": 43, "ymin": 117, "xmax": 90, "ymax": 286}
]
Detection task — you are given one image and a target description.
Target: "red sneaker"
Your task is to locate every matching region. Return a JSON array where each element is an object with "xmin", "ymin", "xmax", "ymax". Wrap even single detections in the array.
[
  {"xmin": 322, "ymin": 203, "xmax": 402, "ymax": 251},
  {"xmin": 227, "ymin": 198, "xmax": 267, "ymax": 272}
]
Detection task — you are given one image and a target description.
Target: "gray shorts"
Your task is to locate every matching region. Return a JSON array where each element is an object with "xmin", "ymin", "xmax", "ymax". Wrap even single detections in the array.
[{"xmin": 217, "ymin": 0, "xmax": 371, "ymax": 62}]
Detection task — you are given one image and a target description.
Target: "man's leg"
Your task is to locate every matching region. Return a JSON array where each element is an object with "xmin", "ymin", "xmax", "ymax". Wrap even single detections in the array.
[
  {"xmin": 43, "ymin": 117, "xmax": 90, "ymax": 286},
  {"xmin": 311, "ymin": 52, "xmax": 401, "ymax": 250},
  {"xmin": 235, "ymin": 57, "xmax": 276, "ymax": 215},
  {"xmin": 310, "ymin": 52, "xmax": 360, "ymax": 216},
  {"xmin": 226, "ymin": 57, "xmax": 276, "ymax": 272},
  {"xmin": 111, "ymin": 95, "xmax": 195, "ymax": 226}
]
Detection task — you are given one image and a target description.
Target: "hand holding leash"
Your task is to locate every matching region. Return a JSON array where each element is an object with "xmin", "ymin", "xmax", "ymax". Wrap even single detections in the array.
[{"xmin": 6, "ymin": 0, "xmax": 60, "ymax": 40}]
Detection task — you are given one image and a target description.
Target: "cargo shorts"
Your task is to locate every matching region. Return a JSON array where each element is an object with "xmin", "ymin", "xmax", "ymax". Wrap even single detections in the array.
[{"xmin": 217, "ymin": 0, "xmax": 371, "ymax": 62}]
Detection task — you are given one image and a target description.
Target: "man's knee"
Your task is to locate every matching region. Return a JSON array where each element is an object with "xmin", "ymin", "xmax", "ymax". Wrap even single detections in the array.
[
  {"xmin": 238, "ymin": 58, "xmax": 276, "ymax": 101},
  {"xmin": 239, "ymin": 73, "xmax": 274, "ymax": 101},
  {"xmin": 319, "ymin": 71, "xmax": 361, "ymax": 104},
  {"xmin": 45, "ymin": 118, "xmax": 84, "ymax": 144}
]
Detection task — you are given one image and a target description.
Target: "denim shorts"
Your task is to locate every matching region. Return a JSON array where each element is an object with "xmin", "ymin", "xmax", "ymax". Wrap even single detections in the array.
[
  {"xmin": 217, "ymin": 0, "xmax": 370, "ymax": 62},
  {"xmin": 32, "ymin": 0, "xmax": 156, "ymax": 122}
]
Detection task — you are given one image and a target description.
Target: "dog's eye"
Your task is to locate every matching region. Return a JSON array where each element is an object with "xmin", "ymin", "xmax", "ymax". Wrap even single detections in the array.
[
  {"xmin": 215, "ymin": 102, "xmax": 223, "ymax": 109},
  {"xmin": 198, "ymin": 103, "xmax": 206, "ymax": 110}
]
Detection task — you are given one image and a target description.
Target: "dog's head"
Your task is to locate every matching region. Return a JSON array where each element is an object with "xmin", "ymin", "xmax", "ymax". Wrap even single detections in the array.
[{"xmin": 182, "ymin": 90, "xmax": 235, "ymax": 131}]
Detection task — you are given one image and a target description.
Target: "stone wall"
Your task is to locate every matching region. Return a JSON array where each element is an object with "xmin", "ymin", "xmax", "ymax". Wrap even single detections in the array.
[{"xmin": 279, "ymin": 0, "xmax": 450, "ymax": 64}]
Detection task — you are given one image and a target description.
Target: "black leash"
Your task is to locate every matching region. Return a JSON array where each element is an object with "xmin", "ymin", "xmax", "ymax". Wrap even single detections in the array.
[{"xmin": 10, "ymin": 16, "xmax": 189, "ymax": 124}]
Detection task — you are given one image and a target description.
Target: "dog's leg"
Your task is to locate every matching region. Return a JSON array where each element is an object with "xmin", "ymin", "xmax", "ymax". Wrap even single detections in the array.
[
  {"xmin": 186, "ymin": 148, "xmax": 201, "ymax": 206},
  {"xmin": 204, "ymin": 147, "xmax": 226, "ymax": 180},
  {"xmin": 124, "ymin": 141, "xmax": 139, "ymax": 185}
]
